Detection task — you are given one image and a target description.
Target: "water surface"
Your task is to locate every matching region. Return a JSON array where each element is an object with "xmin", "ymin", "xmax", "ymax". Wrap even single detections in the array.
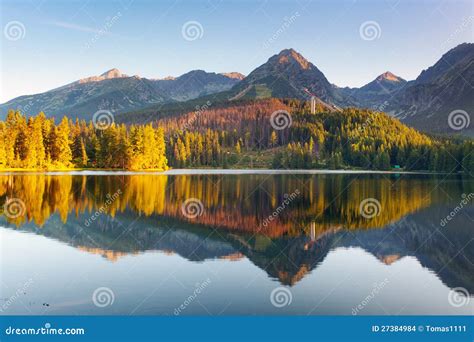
[{"xmin": 0, "ymin": 172, "xmax": 473, "ymax": 315}]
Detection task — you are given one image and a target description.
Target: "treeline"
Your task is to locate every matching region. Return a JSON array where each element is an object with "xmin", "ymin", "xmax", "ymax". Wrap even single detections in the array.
[
  {"xmin": 1, "ymin": 99, "xmax": 473, "ymax": 172},
  {"xmin": 0, "ymin": 111, "xmax": 167, "ymax": 170},
  {"xmin": 273, "ymin": 110, "xmax": 474, "ymax": 171},
  {"xmin": 160, "ymin": 100, "xmax": 474, "ymax": 172}
]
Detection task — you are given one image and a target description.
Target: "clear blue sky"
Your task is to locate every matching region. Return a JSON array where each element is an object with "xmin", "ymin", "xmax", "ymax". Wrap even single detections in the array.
[{"xmin": 1, "ymin": 0, "xmax": 472, "ymax": 103}]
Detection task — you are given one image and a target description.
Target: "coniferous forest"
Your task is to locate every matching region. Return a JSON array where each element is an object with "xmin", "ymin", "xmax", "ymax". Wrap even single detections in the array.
[
  {"xmin": 0, "ymin": 110, "xmax": 167, "ymax": 170},
  {"xmin": 0, "ymin": 99, "xmax": 472, "ymax": 172}
]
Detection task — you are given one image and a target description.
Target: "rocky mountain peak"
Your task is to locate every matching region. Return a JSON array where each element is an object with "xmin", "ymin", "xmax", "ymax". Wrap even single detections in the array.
[
  {"xmin": 377, "ymin": 71, "xmax": 404, "ymax": 82},
  {"xmin": 100, "ymin": 68, "xmax": 125, "ymax": 79},
  {"xmin": 275, "ymin": 48, "xmax": 311, "ymax": 70},
  {"xmin": 221, "ymin": 72, "xmax": 245, "ymax": 80},
  {"xmin": 78, "ymin": 68, "xmax": 128, "ymax": 84}
]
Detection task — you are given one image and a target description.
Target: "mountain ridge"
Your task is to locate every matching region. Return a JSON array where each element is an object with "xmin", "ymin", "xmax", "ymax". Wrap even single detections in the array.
[
  {"xmin": 0, "ymin": 69, "xmax": 242, "ymax": 120},
  {"xmin": 228, "ymin": 48, "xmax": 344, "ymax": 106},
  {"xmin": 1, "ymin": 43, "xmax": 472, "ymax": 135},
  {"xmin": 77, "ymin": 68, "xmax": 129, "ymax": 84},
  {"xmin": 387, "ymin": 42, "xmax": 474, "ymax": 134}
]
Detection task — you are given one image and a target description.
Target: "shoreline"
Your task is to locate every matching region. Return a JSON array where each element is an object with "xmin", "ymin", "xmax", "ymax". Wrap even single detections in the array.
[{"xmin": 0, "ymin": 168, "xmax": 459, "ymax": 176}]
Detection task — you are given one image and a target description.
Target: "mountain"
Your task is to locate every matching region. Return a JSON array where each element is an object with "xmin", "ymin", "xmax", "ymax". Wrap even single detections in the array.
[
  {"xmin": 121, "ymin": 45, "xmax": 472, "ymax": 135},
  {"xmin": 387, "ymin": 43, "xmax": 474, "ymax": 135},
  {"xmin": 0, "ymin": 73, "xmax": 165, "ymax": 121},
  {"xmin": 75, "ymin": 68, "xmax": 128, "ymax": 84},
  {"xmin": 3, "ymin": 195, "xmax": 472, "ymax": 291},
  {"xmin": 220, "ymin": 72, "xmax": 245, "ymax": 80},
  {"xmin": 361, "ymin": 71, "xmax": 406, "ymax": 93},
  {"xmin": 2, "ymin": 45, "xmax": 472, "ymax": 135},
  {"xmin": 228, "ymin": 48, "xmax": 346, "ymax": 110},
  {"xmin": 339, "ymin": 71, "xmax": 407, "ymax": 109},
  {"xmin": 353, "ymin": 71, "xmax": 407, "ymax": 100},
  {"xmin": 121, "ymin": 48, "xmax": 345, "ymax": 120},
  {"xmin": 0, "ymin": 69, "xmax": 240, "ymax": 120},
  {"xmin": 153, "ymin": 70, "xmax": 242, "ymax": 101}
]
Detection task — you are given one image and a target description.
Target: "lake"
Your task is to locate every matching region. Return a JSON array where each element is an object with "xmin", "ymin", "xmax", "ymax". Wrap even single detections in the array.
[{"xmin": 0, "ymin": 171, "xmax": 473, "ymax": 315}]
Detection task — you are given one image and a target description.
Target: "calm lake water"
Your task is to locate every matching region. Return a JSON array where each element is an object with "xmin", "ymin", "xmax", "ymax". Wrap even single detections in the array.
[{"xmin": 0, "ymin": 171, "xmax": 473, "ymax": 315}]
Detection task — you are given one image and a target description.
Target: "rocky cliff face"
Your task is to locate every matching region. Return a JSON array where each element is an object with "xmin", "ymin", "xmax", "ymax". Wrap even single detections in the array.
[{"xmin": 387, "ymin": 43, "xmax": 474, "ymax": 135}]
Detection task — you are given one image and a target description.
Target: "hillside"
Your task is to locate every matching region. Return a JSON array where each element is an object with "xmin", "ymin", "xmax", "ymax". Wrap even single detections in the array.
[
  {"xmin": 388, "ymin": 43, "xmax": 474, "ymax": 135},
  {"xmin": 0, "ymin": 69, "xmax": 240, "ymax": 120},
  {"xmin": 1, "ymin": 44, "xmax": 472, "ymax": 136},
  {"xmin": 339, "ymin": 71, "xmax": 407, "ymax": 109},
  {"xmin": 227, "ymin": 49, "xmax": 346, "ymax": 107},
  {"xmin": 120, "ymin": 44, "xmax": 473, "ymax": 137},
  {"xmin": 1, "ymin": 99, "xmax": 472, "ymax": 172},
  {"xmin": 158, "ymin": 98, "xmax": 473, "ymax": 171}
]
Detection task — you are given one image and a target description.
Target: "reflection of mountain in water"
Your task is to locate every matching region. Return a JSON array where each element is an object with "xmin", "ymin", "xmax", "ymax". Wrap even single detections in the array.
[
  {"xmin": 1, "ymin": 174, "xmax": 472, "ymax": 293},
  {"xmin": 2, "ymin": 201, "xmax": 472, "ymax": 294}
]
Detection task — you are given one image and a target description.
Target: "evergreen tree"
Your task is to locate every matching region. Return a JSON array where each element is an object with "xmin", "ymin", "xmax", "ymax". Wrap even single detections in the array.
[{"xmin": 55, "ymin": 117, "xmax": 73, "ymax": 167}]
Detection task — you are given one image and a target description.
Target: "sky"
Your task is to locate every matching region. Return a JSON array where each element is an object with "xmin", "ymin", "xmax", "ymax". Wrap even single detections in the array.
[{"xmin": 0, "ymin": 0, "xmax": 473, "ymax": 103}]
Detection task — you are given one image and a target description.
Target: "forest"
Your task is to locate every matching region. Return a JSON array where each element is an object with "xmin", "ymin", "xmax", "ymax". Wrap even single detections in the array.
[
  {"xmin": 0, "ymin": 98, "xmax": 472, "ymax": 172},
  {"xmin": 0, "ymin": 110, "xmax": 167, "ymax": 170},
  {"xmin": 161, "ymin": 99, "xmax": 473, "ymax": 172}
]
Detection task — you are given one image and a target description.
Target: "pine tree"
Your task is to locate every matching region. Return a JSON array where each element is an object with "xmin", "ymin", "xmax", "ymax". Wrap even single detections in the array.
[
  {"xmin": 24, "ymin": 118, "xmax": 38, "ymax": 168},
  {"xmin": 33, "ymin": 113, "xmax": 46, "ymax": 168},
  {"xmin": 14, "ymin": 115, "xmax": 28, "ymax": 164},
  {"xmin": 154, "ymin": 127, "xmax": 167, "ymax": 170},
  {"xmin": 55, "ymin": 117, "xmax": 73, "ymax": 167},
  {"xmin": 0, "ymin": 123, "xmax": 7, "ymax": 167}
]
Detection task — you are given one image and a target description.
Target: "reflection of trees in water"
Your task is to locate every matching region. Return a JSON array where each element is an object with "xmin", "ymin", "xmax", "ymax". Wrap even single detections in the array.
[
  {"xmin": 0, "ymin": 174, "xmax": 470, "ymax": 237},
  {"xmin": 1, "ymin": 174, "xmax": 471, "ymax": 292}
]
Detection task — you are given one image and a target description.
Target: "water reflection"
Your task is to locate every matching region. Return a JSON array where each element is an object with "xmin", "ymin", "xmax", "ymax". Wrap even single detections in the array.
[{"xmin": 0, "ymin": 173, "xmax": 473, "ymax": 294}]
